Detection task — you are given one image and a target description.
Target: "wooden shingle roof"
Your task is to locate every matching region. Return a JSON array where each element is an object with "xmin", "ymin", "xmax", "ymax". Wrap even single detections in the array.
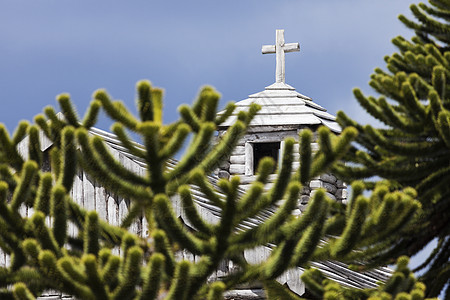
[{"xmin": 218, "ymin": 82, "xmax": 341, "ymax": 133}]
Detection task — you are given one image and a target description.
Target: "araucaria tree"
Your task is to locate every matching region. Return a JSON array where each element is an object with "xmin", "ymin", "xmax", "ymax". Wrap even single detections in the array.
[
  {"xmin": 0, "ymin": 76, "xmax": 424, "ymax": 300},
  {"xmin": 336, "ymin": 0, "xmax": 450, "ymax": 297}
]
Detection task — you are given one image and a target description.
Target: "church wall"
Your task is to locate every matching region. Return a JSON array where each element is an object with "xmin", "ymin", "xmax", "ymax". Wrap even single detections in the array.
[
  {"xmin": 2, "ymin": 142, "xmax": 290, "ymax": 299},
  {"xmin": 3, "ymin": 124, "xmax": 341, "ymax": 299},
  {"xmin": 216, "ymin": 127, "xmax": 348, "ymax": 212}
]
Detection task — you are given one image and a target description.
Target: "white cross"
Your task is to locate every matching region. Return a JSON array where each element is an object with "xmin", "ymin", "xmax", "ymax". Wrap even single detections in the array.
[{"xmin": 262, "ymin": 29, "xmax": 300, "ymax": 83}]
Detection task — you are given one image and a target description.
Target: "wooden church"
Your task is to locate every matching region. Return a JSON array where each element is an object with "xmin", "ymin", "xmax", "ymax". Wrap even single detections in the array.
[{"xmin": 4, "ymin": 30, "xmax": 392, "ymax": 299}]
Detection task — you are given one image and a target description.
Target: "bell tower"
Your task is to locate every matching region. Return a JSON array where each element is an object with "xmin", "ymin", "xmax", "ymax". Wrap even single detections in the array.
[{"xmin": 216, "ymin": 30, "xmax": 347, "ymax": 213}]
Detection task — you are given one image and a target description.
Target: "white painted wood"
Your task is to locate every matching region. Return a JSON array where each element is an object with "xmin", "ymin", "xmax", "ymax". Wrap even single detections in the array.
[
  {"xmin": 248, "ymin": 125, "xmax": 300, "ymax": 133},
  {"xmin": 19, "ymin": 204, "xmax": 27, "ymax": 220},
  {"xmin": 264, "ymin": 182, "xmax": 275, "ymax": 191},
  {"xmin": 107, "ymin": 193, "xmax": 119, "ymax": 226},
  {"xmin": 278, "ymin": 268, "xmax": 305, "ymax": 297},
  {"xmin": 0, "ymin": 251, "xmax": 5, "ymax": 267},
  {"xmin": 238, "ymin": 184, "xmax": 252, "ymax": 191},
  {"xmin": 230, "ymin": 164, "xmax": 245, "ymax": 175},
  {"xmin": 232, "ymin": 146, "xmax": 245, "ymax": 156},
  {"xmin": 5, "ymin": 249, "xmax": 10, "ymax": 267},
  {"xmin": 70, "ymin": 171, "xmax": 84, "ymax": 237},
  {"xmin": 83, "ymin": 173, "xmax": 96, "ymax": 212},
  {"xmin": 244, "ymin": 246, "xmax": 271, "ymax": 265},
  {"xmin": 172, "ymin": 194, "xmax": 183, "ymax": 220},
  {"xmin": 245, "ymin": 143, "xmax": 253, "ymax": 176},
  {"xmin": 217, "ymin": 71, "xmax": 341, "ymax": 133},
  {"xmin": 291, "ymin": 161, "xmax": 300, "ymax": 169},
  {"xmin": 311, "ymin": 142, "xmax": 319, "ymax": 152},
  {"xmin": 181, "ymin": 248, "xmax": 195, "ymax": 262},
  {"xmin": 262, "ymin": 29, "xmax": 299, "ymax": 83},
  {"xmin": 239, "ymin": 175, "xmax": 256, "ymax": 185},
  {"xmin": 278, "ymin": 140, "xmax": 285, "ymax": 170},
  {"xmin": 131, "ymin": 217, "xmax": 141, "ymax": 237},
  {"xmin": 39, "ymin": 130, "xmax": 53, "ymax": 151},
  {"xmin": 96, "ymin": 184, "xmax": 107, "ymax": 221},
  {"xmin": 16, "ymin": 136, "xmax": 29, "ymax": 160},
  {"xmin": 309, "ymin": 180, "xmax": 323, "ymax": 189},
  {"xmin": 230, "ymin": 155, "xmax": 245, "ymax": 164},
  {"xmin": 141, "ymin": 209, "xmax": 149, "ymax": 238},
  {"xmin": 118, "ymin": 198, "xmax": 128, "ymax": 227},
  {"xmin": 242, "ymin": 131, "xmax": 297, "ymax": 143},
  {"xmin": 246, "ymin": 90, "xmax": 317, "ymax": 106},
  {"xmin": 72, "ymin": 171, "xmax": 84, "ymax": 207},
  {"xmin": 232, "ymin": 104, "xmax": 333, "ymax": 116},
  {"xmin": 27, "ymin": 206, "xmax": 34, "ymax": 219},
  {"xmin": 223, "ymin": 289, "xmax": 265, "ymax": 299},
  {"xmin": 223, "ymin": 114, "xmax": 322, "ymax": 127}
]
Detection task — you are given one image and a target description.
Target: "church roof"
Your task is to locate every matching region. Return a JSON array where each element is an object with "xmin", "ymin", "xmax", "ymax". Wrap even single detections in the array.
[
  {"xmin": 218, "ymin": 82, "xmax": 341, "ymax": 133},
  {"xmin": 219, "ymin": 29, "xmax": 341, "ymax": 133}
]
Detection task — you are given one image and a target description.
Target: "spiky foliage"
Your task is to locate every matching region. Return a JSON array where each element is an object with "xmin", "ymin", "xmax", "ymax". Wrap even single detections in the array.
[
  {"xmin": 299, "ymin": 257, "xmax": 432, "ymax": 300},
  {"xmin": 335, "ymin": 1, "xmax": 450, "ymax": 297},
  {"xmin": 0, "ymin": 80, "xmax": 421, "ymax": 299}
]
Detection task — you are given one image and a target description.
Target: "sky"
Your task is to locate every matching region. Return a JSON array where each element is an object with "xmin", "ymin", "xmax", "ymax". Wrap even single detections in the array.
[
  {"xmin": 0, "ymin": 0, "xmax": 420, "ymax": 133},
  {"xmin": 1, "ymin": 0, "xmax": 435, "ymax": 277}
]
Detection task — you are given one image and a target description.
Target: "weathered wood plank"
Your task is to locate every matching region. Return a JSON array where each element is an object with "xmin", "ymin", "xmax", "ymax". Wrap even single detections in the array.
[
  {"xmin": 96, "ymin": 183, "xmax": 107, "ymax": 221},
  {"xmin": 72, "ymin": 171, "xmax": 84, "ymax": 207},
  {"xmin": 247, "ymin": 124, "xmax": 300, "ymax": 133},
  {"xmin": 241, "ymin": 130, "xmax": 298, "ymax": 143},
  {"xmin": 70, "ymin": 171, "xmax": 84, "ymax": 237},
  {"xmin": 27, "ymin": 206, "xmax": 34, "ymax": 218},
  {"xmin": 0, "ymin": 251, "xmax": 5, "ymax": 267},
  {"xmin": 277, "ymin": 268, "xmax": 305, "ymax": 297},
  {"xmin": 83, "ymin": 173, "xmax": 96, "ymax": 212},
  {"xmin": 230, "ymin": 164, "xmax": 245, "ymax": 175},
  {"xmin": 223, "ymin": 289, "xmax": 265, "ymax": 300},
  {"xmin": 245, "ymin": 142, "xmax": 253, "ymax": 175},
  {"xmin": 118, "ymin": 198, "xmax": 128, "ymax": 226},
  {"xmin": 39, "ymin": 130, "xmax": 53, "ymax": 151},
  {"xmin": 114, "ymin": 197, "xmax": 125, "ymax": 253},
  {"xmin": 141, "ymin": 211, "xmax": 149, "ymax": 238},
  {"xmin": 231, "ymin": 146, "xmax": 245, "ymax": 156},
  {"xmin": 107, "ymin": 193, "xmax": 119, "ymax": 226},
  {"xmin": 309, "ymin": 180, "xmax": 322, "ymax": 189},
  {"xmin": 291, "ymin": 161, "xmax": 300, "ymax": 169},
  {"xmin": 230, "ymin": 155, "xmax": 245, "ymax": 164},
  {"xmin": 5, "ymin": 250, "xmax": 10, "ymax": 267}
]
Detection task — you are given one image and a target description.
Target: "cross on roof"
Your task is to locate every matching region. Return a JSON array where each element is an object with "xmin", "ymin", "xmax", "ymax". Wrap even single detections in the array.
[{"xmin": 262, "ymin": 29, "xmax": 300, "ymax": 84}]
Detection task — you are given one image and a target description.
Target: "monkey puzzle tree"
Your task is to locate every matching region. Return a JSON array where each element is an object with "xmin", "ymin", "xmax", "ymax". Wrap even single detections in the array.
[
  {"xmin": 0, "ymin": 78, "xmax": 424, "ymax": 299},
  {"xmin": 335, "ymin": 0, "xmax": 450, "ymax": 297}
]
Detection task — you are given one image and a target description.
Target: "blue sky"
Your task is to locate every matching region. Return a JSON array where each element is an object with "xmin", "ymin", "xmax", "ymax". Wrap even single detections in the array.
[
  {"xmin": 2, "ymin": 0, "xmax": 435, "ymax": 274},
  {"xmin": 1, "ymin": 0, "xmax": 419, "ymax": 132}
]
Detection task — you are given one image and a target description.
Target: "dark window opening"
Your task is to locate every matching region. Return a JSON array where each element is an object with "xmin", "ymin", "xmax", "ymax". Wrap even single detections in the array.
[{"xmin": 253, "ymin": 142, "xmax": 280, "ymax": 174}]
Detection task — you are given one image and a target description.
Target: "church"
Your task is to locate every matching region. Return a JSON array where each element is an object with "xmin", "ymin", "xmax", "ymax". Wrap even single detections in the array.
[{"xmin": 7, "ymin": 30, "xmax": 391, "ymax": 299}]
